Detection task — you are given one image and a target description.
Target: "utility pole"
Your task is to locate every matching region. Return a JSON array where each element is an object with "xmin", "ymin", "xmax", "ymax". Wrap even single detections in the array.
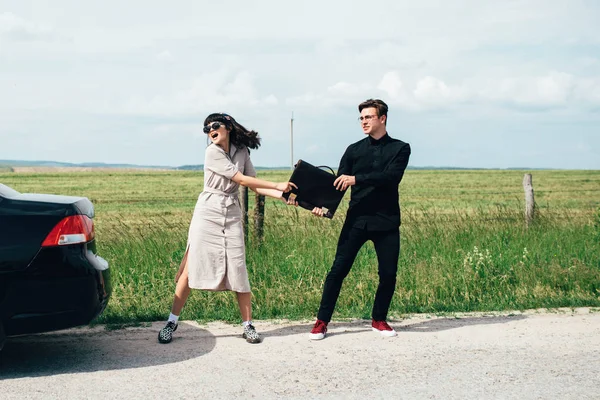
[{"xmin": 290, "ymin": 111, "xmax": 294, "ymax": 170}]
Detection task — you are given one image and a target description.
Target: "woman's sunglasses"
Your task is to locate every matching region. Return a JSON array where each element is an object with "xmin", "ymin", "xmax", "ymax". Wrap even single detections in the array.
[{"xmin": 203, "ymin": 122, "xmax": 224, "ymax": 134}]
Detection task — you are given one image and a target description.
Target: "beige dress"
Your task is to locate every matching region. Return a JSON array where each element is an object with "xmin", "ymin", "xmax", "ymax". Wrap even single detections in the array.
[{"xmin": 186, "ymin": 143, "xmax": 256, "ymax": 292}]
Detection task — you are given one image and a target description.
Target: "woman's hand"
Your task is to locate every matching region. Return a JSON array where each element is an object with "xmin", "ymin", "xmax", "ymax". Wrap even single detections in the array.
[
  {"xmin": 275, "ymin": 181, "xmax": 297, "ymax": 193},
  {"xmin": 285, "ymin": 195, "xmax": 298, "ymax": 206},
  {"xmin": 311, "ymin": 207, "xmax": 324, "ymax": 217}
]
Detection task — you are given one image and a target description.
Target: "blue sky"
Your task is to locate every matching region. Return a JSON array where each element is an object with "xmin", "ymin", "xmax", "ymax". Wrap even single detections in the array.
[{"xmin": 1, "ymin": 0, "xmax": 599, "ymax": 169}]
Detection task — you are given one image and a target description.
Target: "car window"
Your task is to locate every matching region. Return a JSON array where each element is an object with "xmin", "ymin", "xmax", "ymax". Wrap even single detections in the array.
[{"xmin": 0, "ymin": 183, "xmax": 20, "ymax": 198}]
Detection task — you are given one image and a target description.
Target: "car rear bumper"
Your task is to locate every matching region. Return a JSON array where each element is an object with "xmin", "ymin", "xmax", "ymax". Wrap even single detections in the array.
[
  {"xmin": 0, "ymin": 246, "xmax": 111, "ymax": 337},
  {"xmin": 0, "ymin": 318, "xmax": 5, "ymax": 351}
]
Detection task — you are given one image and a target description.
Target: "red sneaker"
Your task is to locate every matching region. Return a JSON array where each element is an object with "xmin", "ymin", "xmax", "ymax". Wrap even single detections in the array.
[
  {"xmin": 372, "ymin": 320, "xmax": 397, "ymax": 337},
  {"xmin": 309, "ymin": 319, "xmax": 328, "ymax": 340}
]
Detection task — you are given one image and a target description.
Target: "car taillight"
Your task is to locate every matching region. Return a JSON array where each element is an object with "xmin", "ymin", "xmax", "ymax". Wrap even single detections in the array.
[{"xmin": 41, "ymin": 215, "xmax": 95, "ymax": 247}]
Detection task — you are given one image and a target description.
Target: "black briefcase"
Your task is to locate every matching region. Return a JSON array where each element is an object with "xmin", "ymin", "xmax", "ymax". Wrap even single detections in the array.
[{"xmin": 282, "ymin": 159, "xmax": 346, "ymax": 219}]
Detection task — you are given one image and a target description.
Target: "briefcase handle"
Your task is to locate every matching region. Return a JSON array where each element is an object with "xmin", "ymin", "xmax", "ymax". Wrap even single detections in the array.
[
  {"xmin": 315, "ymin": 165, "xmax": 336, "ymax": 175},
  {"xmin": 294, "ymin": 160, "xmax": 336, "ymax": 176}
]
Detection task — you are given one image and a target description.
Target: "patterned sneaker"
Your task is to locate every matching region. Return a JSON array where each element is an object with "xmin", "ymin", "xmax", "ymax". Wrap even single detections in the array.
[
  {"xmin": 372, "ymin": 320, "xmax": 397, "ymax": 337},
  {"xmin": 158, "ymin": 321, "xmax": 178, "ymax": 344},
  {"xmin": 243, "ymin": 324, "xmax": 262, "ymax": 344},
  {"xmin": 309, "ymin": 319, "xmax": 328, "ymax": 340}
]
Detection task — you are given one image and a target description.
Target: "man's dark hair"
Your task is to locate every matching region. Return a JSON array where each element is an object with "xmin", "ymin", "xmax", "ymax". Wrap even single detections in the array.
[{"xmin": 358, "ymin": 99, "xmax": 388, "ymax": 124}]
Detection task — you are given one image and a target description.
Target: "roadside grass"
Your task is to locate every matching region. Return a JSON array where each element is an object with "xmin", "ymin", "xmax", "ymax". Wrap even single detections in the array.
[{"xmin": 1, "ymin": 169, "xmax": 599, "ymax": 323}]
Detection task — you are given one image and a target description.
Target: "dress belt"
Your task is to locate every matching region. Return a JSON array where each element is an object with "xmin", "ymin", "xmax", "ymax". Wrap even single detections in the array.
[{"xmin": 203, "ymin": 187, "xmax": 239, "ymax": 207}]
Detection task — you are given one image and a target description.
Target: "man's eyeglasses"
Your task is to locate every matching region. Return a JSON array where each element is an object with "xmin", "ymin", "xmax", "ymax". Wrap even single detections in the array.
[
  {"xmin": 203, "ymin": 122, "xmax": 223, "ymax": 134},
  {"xmin": 358, "ymin": 115, "xmax": 379, "ymax": 122}
]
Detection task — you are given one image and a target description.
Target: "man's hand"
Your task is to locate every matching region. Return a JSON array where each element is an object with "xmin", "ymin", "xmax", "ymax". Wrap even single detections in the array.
[{"xmin": 333, "ymin": 174, "xmax": 355, "ymax": 191}]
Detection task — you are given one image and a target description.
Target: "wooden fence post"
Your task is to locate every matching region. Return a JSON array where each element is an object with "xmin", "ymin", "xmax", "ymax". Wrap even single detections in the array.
[
  {"xmin": 254, "ymin": 194, "xmax": 265, "ymax": 242},
  {"xmin": 523, "ymin": 173, "xmax": 535, "ymax": 226},
  {"xmin": 239, "ymin": 186, "xmax": 249, "ymax": 242}
]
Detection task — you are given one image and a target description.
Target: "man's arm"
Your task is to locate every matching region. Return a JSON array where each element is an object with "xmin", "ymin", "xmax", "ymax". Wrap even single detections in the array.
[
  {"xmin": 355, "ymin": 143, "xmax": 411, "ymax": 187},
  {"xmin": 312, "ymin": 146, "xmax": 353, "ymax": 215},
  {"xmin": 332, "ymin": 145, "xmax": 356, "ymax": 191},
  {"xmin": 337, "ymin": 145, "xmax": 353, "ymax": 177}
]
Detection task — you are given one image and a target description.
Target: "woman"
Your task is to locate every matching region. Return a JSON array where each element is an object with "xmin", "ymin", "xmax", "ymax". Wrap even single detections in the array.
[{"xmin": 158, "ymin": 112, "xmax": 296, "ymax": 344}]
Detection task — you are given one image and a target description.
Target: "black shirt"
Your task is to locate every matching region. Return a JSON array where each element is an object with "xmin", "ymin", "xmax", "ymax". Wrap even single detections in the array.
[{"xmin": 337, "ymin": 133, "xmax": 411, "ymax": 230}]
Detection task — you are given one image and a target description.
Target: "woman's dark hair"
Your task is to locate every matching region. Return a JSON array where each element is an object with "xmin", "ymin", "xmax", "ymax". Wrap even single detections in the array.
[{"xmin": 203, "ymin": 113, "xmax": 261, "ymax": 150}]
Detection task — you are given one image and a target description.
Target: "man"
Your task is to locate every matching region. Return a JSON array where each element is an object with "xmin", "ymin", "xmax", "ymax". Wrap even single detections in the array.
[{"xmin": 309, "ymin": 98, "xmax": 411, "ymax": 340}]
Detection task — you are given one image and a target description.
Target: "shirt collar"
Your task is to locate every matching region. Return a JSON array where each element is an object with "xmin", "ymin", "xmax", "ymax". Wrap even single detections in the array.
[
  {"xmin": 229, "ymin": 143, "xmax": 238, "ymax": 158},
  {"xmin": 212, "ymin": 142, "xmax": 239, "ymax": 158},
  {"xmin": 369, "ymin": 133, "xmax": 391, "ymax": 145}
]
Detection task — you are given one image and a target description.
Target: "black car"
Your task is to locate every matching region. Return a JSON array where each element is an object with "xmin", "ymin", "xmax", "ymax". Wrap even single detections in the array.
[{"xmin": 0, "ymin": 183, "xmax": 111, "ymax": 350}]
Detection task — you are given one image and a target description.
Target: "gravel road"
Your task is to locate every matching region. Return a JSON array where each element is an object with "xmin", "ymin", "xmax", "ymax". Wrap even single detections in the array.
[{"xmin": 1, "ymin": 308, "xmax": 599, "ymax": 399}]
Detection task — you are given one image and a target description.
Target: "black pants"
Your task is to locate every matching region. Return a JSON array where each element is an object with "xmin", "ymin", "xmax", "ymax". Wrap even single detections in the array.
[{"xmin": 317, "ymin": 223, "xmax": 400, "ymax": 323}]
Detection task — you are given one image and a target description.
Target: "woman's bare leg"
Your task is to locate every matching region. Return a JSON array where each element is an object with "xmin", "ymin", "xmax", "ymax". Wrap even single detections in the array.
[
  {"xmin": 236, "ymin": 291, "xmax": 261, "ymax": 343},
  {"xmin": 236, "ymin": 292, "xmax": 252, "ymax": 322},
  {"xmin": 159, "ymin": 253, "xmax": 190, "ymax": 343},
  {"xmin": 171, "ymin": 252, "xmax": 191, "ymax": 315}
]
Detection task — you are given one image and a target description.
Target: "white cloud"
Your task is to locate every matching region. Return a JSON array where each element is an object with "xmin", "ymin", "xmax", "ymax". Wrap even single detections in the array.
[
  {"xmin": 378, "ymin": 72, "xmax": 404, "ymax": 99},
  {"xmin": 413, "ymin": 76, "xmax": 468, "ymax": 106},
  {"xmin": 378, "ymin": 72, "xmax": 419, "ymax": 111},
  {"xmin": 574, "ymin": 78, "xmax": 600, "ymax": 104},
  {"xmin": 286, "ymin": 81, "xmax": 372, "ymax": 109},
  {"xmin": 0, "ymin": 12, "xmax": 55, "ymax": 42},
  {"xmin": 263, "ymin": 94, "xmax": 279, "ymax": 105},
  {"xmin": 155, "ymin": 50, "xmax": 173, "ymax": 61},
  {"xmin": 315, "ymin": 38, "xmax": 349, "ymax": 54},
  {"xmin": 480, "ymin": 72, "xmax": 574, "ymax": 108},
  {"xmin": 222, "ymin": 72, "xmax": 257, "ymax": 104},
  {"xmin": 474, "ymin": 72, "xmax": 600, "ymax": 110},
  {"xmin": 290, "ymin": 70, "xmax": 600, "ymax": 113},
  {"xmin": 327, "ymin": 82, "xmax": 367, "ymax": 96},
  {"xmin": 290, "ymin": 72, "xmax": 468, "ymax": 111},
  {"xmin": 122, "ymin": 70, "xmax": 279, "ymax": 116},
  {"xmin": 379, "ymin": 73, "xmax": 468, "ymax": 110}
]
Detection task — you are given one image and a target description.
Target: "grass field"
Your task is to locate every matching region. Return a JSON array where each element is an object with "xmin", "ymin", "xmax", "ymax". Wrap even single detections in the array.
[{"xmin": 1, "ymin": 169, "xmax": 599, "ymax": 324}]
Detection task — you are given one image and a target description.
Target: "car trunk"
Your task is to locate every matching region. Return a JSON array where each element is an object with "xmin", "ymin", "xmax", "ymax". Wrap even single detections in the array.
[{"xmin": 0, "ymin": 192, "xmax": 95, "ymax": 273}]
